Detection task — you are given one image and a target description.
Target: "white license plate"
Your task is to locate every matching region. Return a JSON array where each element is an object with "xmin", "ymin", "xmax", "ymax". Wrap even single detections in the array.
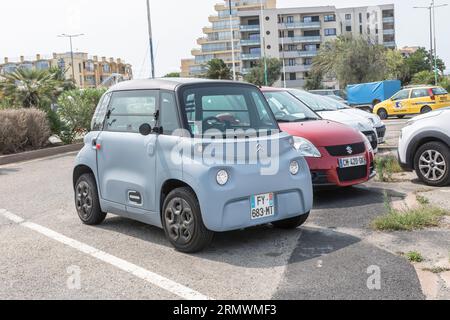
[
  {"xmin": 251, "ymin": 193, "xmax": 275, "ymax": 220},
  {"xmin": 339, "ymin": 156, "xmax": 367, "ymax": 168}
]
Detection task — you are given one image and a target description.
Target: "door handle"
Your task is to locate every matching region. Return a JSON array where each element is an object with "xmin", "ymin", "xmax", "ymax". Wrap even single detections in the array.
[{"xmin": 147, "ymin": 135, "xmax": 157, "ymax": 156}]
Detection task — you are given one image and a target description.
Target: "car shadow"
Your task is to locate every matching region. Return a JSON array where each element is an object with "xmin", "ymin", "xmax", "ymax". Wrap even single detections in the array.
[
  {"xmin": 0, "ymin": 168, "xmax": 20, "ymax": 176},
  {"xmin": 98, "ymin": 216, "xmax": 361, "ymax": 268}
]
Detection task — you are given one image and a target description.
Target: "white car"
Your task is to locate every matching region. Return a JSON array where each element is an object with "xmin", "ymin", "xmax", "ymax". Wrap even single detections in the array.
[
  {"xmin": 286, "ymin": 89, "xmax": 380, "ymax": 151},
  {"xmin": 398, "ymin": 108, "xmax": 450, "ymax": 186},
  {"xmin": 319, "ymin": 95, "xmax": 386, "ymax": 144}
]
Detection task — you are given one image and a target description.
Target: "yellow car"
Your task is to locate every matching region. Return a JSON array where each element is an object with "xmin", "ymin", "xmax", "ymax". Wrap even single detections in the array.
[{"xmin": 373, "ymin": 86, "xmax": 450, "ymax": 120}]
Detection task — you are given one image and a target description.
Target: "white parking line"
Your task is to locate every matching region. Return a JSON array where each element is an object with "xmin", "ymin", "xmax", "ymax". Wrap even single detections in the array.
[{"xmin": 1, "ymin": 210, "xmax": 211, "ymax": 300}]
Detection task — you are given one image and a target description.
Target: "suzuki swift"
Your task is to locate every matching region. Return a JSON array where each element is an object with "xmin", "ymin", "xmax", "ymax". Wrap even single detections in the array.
[{"xmin": 73, "ymin": 79, "xmax": 313, "ymax": 253}]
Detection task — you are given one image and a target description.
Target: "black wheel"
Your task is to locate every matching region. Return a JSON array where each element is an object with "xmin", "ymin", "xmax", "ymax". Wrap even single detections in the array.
[
  {"xmin": 75, "ymin": 173, "xmax": 106, "ymax": 225},
  {"xmin": 377, "ymin": 108, "xmax": 388, "ymax": 120},
  {"xmin": 272, "ymin": 212, "xmax": 310, "ymax": 229},
  {"xmin": 162, "ymin": 187, "xmax": 214, "ymax": 253},
  {"xmin": 421, "ymin": 106, "xmax": 432, "ymax": 114},
  {"xmin": 414, "ymin": 142, "xmax": 450, "ymax": 187}
]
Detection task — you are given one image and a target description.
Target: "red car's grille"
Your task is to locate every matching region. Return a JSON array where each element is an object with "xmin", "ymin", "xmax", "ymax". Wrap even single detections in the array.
[{"xmin": 325, "ymin": 143, "xmax": 365, "ymax": 157}]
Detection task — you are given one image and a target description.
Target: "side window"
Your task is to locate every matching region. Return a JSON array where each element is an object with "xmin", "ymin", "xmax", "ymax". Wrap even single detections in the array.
[
  {"xmin": 411, "ymin": 89, "xmax": 429, "ymax": 98},
  {"xmin": 91, "ymin": 92, "xmax": 111, "ymax": 131},
  {"xmin": 160, "ymin": 92, "xmax": 180, "ymax": 135},
  {"xmin": 392, "ymin": 90, "xmax": 410, "ymax": 101},
  {"xmin": 105, "ymin": 90, "xmax": 158, "ymax": 133}
]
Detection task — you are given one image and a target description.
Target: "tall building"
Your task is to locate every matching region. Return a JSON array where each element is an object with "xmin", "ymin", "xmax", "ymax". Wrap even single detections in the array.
[
  {"xmin": 181, "ymin": 1, "xmax": 396, "ymax": 89},
  {"xmin": 0, "ymin": 53, "xmax": 133, "ymax": 88}
]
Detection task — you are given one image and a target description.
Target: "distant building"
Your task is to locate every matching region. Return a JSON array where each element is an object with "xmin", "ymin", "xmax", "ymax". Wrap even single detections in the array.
[
  {"xmin": 0, "ymin": 53, "xmax": 133, "ymax": 88},
  {"xmin": 399, "ymin": 46, "xmax": 420, "ymax": 58},
  {"xmin": 181, "ymin": 0, "xmax": 396, "ymax": 89}
]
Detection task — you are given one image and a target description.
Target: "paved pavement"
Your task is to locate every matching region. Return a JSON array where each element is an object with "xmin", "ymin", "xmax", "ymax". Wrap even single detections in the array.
[
  {"xmin": 0, "ymin": 153, "xmax": 424, "ymax": 300},
  {"xmin": 381, "ymin": 117, "xmax": 410, "ymax": 149}
]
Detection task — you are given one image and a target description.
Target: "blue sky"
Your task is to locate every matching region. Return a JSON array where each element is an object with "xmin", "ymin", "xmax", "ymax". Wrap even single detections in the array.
[{"xmin": 0, "ymin": 0, "xmax": 449, "ymax": 77}]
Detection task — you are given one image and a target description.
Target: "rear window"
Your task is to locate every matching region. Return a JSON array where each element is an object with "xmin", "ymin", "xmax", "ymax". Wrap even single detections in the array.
[
  {"xmin": 179, "ymin": 85, "xmax": 278, "ymax": 135},
  {"xmin": 432, "ymin": 87, "xmax": 448, "ymax": 95}
]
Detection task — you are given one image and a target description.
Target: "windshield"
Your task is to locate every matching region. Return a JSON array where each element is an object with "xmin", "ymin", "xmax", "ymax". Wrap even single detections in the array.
[
  {"xmin": 263, "ymin": 91, "xmax": 320, "ymax": 122},
  {"xmin": 287, "ymin": 89, "xmax": 337, "ymax": 112},
  {"xmin": 432, "ymin": 87, "xmax": 448, "ymax": 95},
  {"xmin": 179, "ymin": 84, "xmax": 278, "ymax": 135},
  {"xmin": 320, "ymin": 96, "xmax": 348, "ymax": 110}
]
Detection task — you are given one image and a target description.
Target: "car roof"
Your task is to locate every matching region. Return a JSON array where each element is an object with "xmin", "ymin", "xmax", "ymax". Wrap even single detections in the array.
[
  {"xmin": 107, "ymin": 78, "xmax": 255, "ymax": 92},
  {"xmin": 259, "ymin": 86, "xmax": 287, "ymax": 92}
]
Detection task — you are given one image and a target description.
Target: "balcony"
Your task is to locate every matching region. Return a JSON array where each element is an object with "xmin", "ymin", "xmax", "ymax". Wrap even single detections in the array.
[
  {"xmin": 383, "ymin": 29, "xmax": 395, "ymax": 35},
  {"xmin": 285, "ymin": 79, "xmax": 306, "ymax": 89},
  {"xmin": 284, "ymin": 65, "xmax": 312, "ymax": 73},
  {"xmin": 240, "ymin": 39, "xmax": 261, "ymax": 46},
  {"xmin": 241, "ymin": 53, "xmax": 261, "ymax": 60},
  {"xmin": 240, "ymin": 25, "xmax": 260, "ymax": 32},
  {"xmin": 382, "ymin": 17, "xmax": 395, "ymax": 23},
  {"xmin": 383, "ymin": 41, "xmax": 396, "ymax": 48},
  {"xmin": 278, "ymin": 21, "xmax": 321, "ymax": 30},
  {"xmin": 281, "ymin": 50, "xmax": 318, "ymax": 58},
  {"xmin": 280, "ymin": 36, "xmax": 321, "ymax": 44}
]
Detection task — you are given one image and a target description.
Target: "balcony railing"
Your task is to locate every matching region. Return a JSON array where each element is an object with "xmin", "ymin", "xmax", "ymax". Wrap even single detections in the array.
[
  {"xmin": 279, "ymin": 21, "xmax": 321, "ymax": 29},
  {"xmin": 382, "ymin": 17, "xmax": 395, "ymax": 23},
  {"xmin": 383, "ymin": 41, "xmax": 396, "ymax": 47},
  {"xmin": 281, "ymin": 50, "xmax": 318, "ymax": 58},
  {"xmin": 285, "ymin": 79, "xmax": 306, "ymax": 89},
  {"xmin": 241, "ymin": 53, "xmax": 261, "ymax": 60},
  {"xmin": 240, "ymin": 25, "xmax": 260, "ymax": 32},
  {"xmin": 383, "ymin": 29, "xmax": 395, "ymax": 35},
  {"xmin": 280, "ymin": 36, "xmax": 321, "ymax": 44},
  {"xmin": 240, "ymin": 39, "xmax": 261, "ymax": 46},
  {"xmin": 284, "ymin": 65, "xmax": 312, "ymax": 73}
]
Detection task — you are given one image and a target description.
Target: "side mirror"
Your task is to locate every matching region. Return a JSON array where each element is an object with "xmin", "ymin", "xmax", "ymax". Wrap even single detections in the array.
[{"xmin": 139, "ymin": 123, "xmax": 152, "ymax": 136}]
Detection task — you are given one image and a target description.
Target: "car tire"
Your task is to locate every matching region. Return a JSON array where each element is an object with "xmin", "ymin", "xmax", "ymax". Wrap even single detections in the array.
[
  {"xmin": 377, "ymin": 108, "xmax": 388, "ymax": 120},
  {"xmin": 421, "ymin": 106, "xmax": 432, "ymax": 114},
  {"xmin": 414, "ymin": 142, "xmax": 450, "ymax": 187},
  {"xmin": 162, "ymin": 187, "xmax": 214, "ymax": 253},
  {"xmin": 75, "ymin": 173, "xmax": 107, "ymax": 225},
  {"xmin": 272, "ymin": 212, "xmax": 310, "ymax": 229}
]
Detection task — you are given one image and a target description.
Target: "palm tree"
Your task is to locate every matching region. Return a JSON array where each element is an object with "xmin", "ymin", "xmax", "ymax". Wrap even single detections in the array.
[
  {"xmin": 205, "ymin": 59, "xmax": 232, "ymax": 80},
  {"xmin": 0, "ymin": 68, "xmax": 63, "ymax": 108}
]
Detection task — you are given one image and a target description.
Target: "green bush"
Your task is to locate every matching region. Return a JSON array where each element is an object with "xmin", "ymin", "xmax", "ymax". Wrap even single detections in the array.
[
  {"xmin": 0, "ymin": 108, "xmax": 51, "ymax": 155},
  {"xmin": 57, "ymin": 88, "xmax": 106, "ymax": 144}
]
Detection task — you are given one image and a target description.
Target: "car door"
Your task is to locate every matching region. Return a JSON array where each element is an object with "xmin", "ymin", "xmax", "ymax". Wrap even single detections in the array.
[
  {"xmin": 390, "ymin": 89, "xmax": 411, "ymax": 115},
  {"xmin": 96, "ymin": 90, "xmax": 159, "ymax": 214},
  {"xmin": 410, "ymin": 88, "xmax": 431, "ymax": 114}
]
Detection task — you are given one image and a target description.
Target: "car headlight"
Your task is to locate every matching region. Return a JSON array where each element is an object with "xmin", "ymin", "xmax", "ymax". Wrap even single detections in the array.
[
  {"xmin": 360, "ymin": 133, "xmax": 373, "ymax": 152},
  {"xmin": 292, "ymin": 137, "xmax": 321, "ymax": 158},
  {"xmin": 289, "ymin": 161, "xmax": 300, "ymax": 175},
  {"xmin": 216, "ymin": 170, "xmax": 229, "ymax": 186}
]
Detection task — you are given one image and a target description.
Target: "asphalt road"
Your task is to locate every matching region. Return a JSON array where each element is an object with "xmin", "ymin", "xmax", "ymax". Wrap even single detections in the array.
[
  {"xmin": 0, "ymin": 153, "xmax": 424, "ymax": 300},
  {"xmin": 382, "ymin": 117, "xmax": 410, "ymax": 148}
]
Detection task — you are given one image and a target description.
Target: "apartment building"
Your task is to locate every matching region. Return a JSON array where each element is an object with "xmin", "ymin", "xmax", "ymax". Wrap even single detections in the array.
[
  {"xmin": 0, "ymin": 53, "xmax": 133, "ymax": 88},
  {"xmin": 181, "ymin": 1, "xmax": 396, "ymax": 89}
]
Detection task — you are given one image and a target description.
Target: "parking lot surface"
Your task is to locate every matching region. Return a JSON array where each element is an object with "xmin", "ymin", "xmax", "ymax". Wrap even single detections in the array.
[{"xmin": 0, "ymin": 152, "xmax": 425, "ymax": 300}]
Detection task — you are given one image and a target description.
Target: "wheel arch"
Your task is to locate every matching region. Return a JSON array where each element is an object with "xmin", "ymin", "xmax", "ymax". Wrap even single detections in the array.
[
  {"xmin": 407, "ymin": 131, "xmax": 450, "ymax": 168},
  {"xmin": 73, "ymin": 165, "xmax": 95, "ymax": 189},
  {"xmin": 159, "ymin": 179, "xmax": 198, "ymax": 216}
]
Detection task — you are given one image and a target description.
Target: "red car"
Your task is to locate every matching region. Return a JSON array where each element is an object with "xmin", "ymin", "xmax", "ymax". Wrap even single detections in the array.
[{"xmin": 261, "ymin": 88, "xmax": 375, "ymax": 187}]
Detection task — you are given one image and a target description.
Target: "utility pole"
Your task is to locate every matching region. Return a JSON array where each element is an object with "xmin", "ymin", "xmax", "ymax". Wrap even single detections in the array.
[
  {"xmin": 432, "ymin": 0, "xmax": 448, "ymax": 85},
  {"xmin": 228, "ymin": 0, "xmax": 237, "ymax": 81},
  {"xmin": 146, "ymin": 0, "xmax": 156, "ymax": 79},
  {"xmin": 58, "ymin": 33, "xmax": 84, "ymax": 81},
  {"xmin": 260, "ymin": 0, "xmax": 268, "ymax": 86},
  {"xmin": 280, "ymin": 29, "xmax": 287, "ymax": 88}
]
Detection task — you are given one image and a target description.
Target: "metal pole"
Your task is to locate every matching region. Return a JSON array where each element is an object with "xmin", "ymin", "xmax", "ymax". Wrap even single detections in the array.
[
  {"xmin": 228, "ymin": 0, "xmax": 236, "ymax": 81},
  {"xmin": 432, "ymin": 0, "xmax": 438, "ymax": 84},
  {"xmin": 281, "ymin": 32, "xmax": 286, "ymax": 88},
  {"xmin": 69, "ymin": 37, "xmax": 75, "ymax": 80},
  {"xmin": 429, "ymin": 7, "xmax": 434, "ymax": 73},
  {"xmin": 146, "ymin": 0, "xmax": 156, "ymax": 79},
  {"xmin": 260, "ymin": 0, "xmax": 268, "ymax": 86}
]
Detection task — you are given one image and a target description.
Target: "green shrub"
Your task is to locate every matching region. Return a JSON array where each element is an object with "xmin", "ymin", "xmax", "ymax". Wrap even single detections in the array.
[
  {"xmin": 405, "ymin": 251, "xmax": 424, "ymax": 263},
  {"xmin": 57, "ymin": 88, "xmax": 106, "ymax": 144},
  {"xmin": 375, "ymin": 155, "xmax": 403, "ymax": 182},
  {"xmin": 0, "ymin": 108, "xmax": 51, "ymax": 155}
]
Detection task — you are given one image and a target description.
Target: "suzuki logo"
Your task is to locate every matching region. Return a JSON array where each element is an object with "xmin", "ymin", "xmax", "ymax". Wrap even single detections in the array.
[{"xmin": 346, "ymin": 146, "xmax": 353, "ymax": 155}]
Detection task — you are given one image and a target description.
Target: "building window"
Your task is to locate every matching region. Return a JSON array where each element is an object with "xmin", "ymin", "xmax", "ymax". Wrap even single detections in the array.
[
  {"xmin": 288, "ymin": 59, "xmax": 296, "ymax": 66},
  {"xmin": 324, "ymin": 28, "xmax": 337, "ymax": 36},
  {"xmin": 345, "ymin": 14, "xmax": 352, "ymax": 20},
  {"xmin": 103, "ymin": 64, "xmax": 111, "ymax": 73},
  {"xmin": 346, "ymin": 26, "xmax": 352, "ymax": 32},
  {"xmin": 286, "ymin": 16, "xmax": 294, "ymax": 23},
  {"xmin": 35, "ymin": 60, "xmax": 50, "ymax": 70},
  {"xmin": 288, "ymin": 30, "xmax": 294, "ymax": 38},
  {"xmin": 289, "ymin": 73, "xmax": 296, "ymax": 81},
  {"xmin": 359, "ymin": 13, "xmax": 363, "ymax": 23},
  {"xmin": 324, "ymin": 14, "xmax": 336, "ymax": 22}
]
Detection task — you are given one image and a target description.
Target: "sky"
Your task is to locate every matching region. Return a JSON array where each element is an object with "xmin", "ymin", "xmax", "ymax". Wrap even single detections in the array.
[{"xmin": 1, "ymin": 0, "xmax": 449, "ymax": 78}]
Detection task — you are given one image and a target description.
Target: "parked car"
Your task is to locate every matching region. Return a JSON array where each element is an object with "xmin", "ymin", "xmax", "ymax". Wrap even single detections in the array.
[
  {"xmin": 398, "ymin": 107, "xmax": 450, "ymax": 186},
  {"xmin": 374, "ymin": 86, "xmax": 450, "ymax": 120},
  {"xmin": 285, "ymin": 88, "xmax": 380, "ymax": 152},
  {"xmin": 319, "ymin": 95, "xmax": 386, "ymax": 144},
  {"xmin": 73, "ymin": 79, "xmax": 313, "ymax": 253},
  {"xmin": 262, "ymin": 88, "xmax": 375, "ymax": 187},
  {"xmin": 309, "ymin": 89, "xmax": 347, "ymax": 100},
  {"xmin": 347, "ymin": 80, "xmax": 401, "ymax": 112}
]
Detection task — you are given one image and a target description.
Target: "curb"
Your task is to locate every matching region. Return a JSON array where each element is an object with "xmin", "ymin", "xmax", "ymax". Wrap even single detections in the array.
[{"xmin": 0, "ymin": 143, "xmax": 83, "ymax": 166}]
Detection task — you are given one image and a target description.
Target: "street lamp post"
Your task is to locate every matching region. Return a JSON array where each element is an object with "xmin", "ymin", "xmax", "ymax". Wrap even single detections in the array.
[
  {"xmin": 146, "ymin": 0, "xmax": 156, "ymax": 79},
  {"xmin": 228, "ymin": 0, "xmax": 237, "ymax": 81},
  {"xmin": 260, "ymin": 0, "xmax": 268, "ymax": 86},
  {"xmin": 58, "ymin": 33, "xmax": 84, "ymax": 81}
]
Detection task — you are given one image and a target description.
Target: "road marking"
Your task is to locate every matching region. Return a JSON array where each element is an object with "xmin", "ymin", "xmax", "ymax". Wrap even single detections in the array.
[{"xmin": 1, "ymin": 210, "xmax": 211, "ymax": 300}]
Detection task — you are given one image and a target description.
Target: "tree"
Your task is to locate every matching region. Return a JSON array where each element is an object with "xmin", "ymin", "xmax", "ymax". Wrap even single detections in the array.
[
  {"xmin": 164, "ymin": 72, "xmax": 181, "ymax": 78},
  {"xmin": 385, "ymin": 49, "xmax": 409, "ymax": 83},
  {"xmin": 404, "ymin": 47, "xmax": 446, "ymax": 84},
  {"xmin": 205, "ymin": 59, "xmax": 232, "ymax": 80},
  {"xmin": 244, "ymin": 58, "xmax": 282, "ymax": 86},
  {"xmin": 411, "ymin": 70, "xmax": 436, "ymax": 85},
  {"xmin": 304, "ymin": 69, "xmax": 324, "ymax": 90},
  {"xmin": 312, "ymin": 36, "xmax": 387, "ymax": 87},
  {"xmin": 0, "ymin": 68, "xmax": 62, "ymax": 109},
  {"xmin": 56, "ymin": 88, "xmax": 106, "ymax": 144}
]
